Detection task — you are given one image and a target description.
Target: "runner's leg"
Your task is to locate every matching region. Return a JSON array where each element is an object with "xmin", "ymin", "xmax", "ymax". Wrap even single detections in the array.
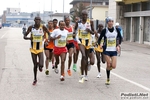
[
  {"xmin": 38, "ymin": 52, "xmax": 44, "ymax": 72},
  {"xmin": 67, "ymin": 47, "xmax": 74, "ymax": 76},
  {"xmin": 54, "ymin": 54, "xmax": 59, "ymax": 74},
  {"xmin": 60, "ymin": 52, "xmax": 67, "ymax": 81},
  {"xmin": 96, "ymin": 51, "xmax": 101, "ymax": 78},
  {"xmin": 104, "ymin": 55, "xmax": 111, "ymax": 85},
  {"xmin": 44, "ymin": 50, "xmax": 50, "ymax": 69},
  {"xmin": 44, "ymin": 50, "xmax": 50, "ymax": 75},
  {"xmin": 73, "ymin": 47, "xmax": 79, "ymax": 72},
  {"xmin": 111, "ymin": 56, "xmax": 117, "ymax": 69},
  {"xmin": 31, "ymin": 53, "xmax": 38, "ymax": 85}
]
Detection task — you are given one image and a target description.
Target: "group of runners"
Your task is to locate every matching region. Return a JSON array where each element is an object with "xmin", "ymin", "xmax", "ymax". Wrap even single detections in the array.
[{"xmin": 24, "ymin": 10, "xmax": 122, "ymax": 85}]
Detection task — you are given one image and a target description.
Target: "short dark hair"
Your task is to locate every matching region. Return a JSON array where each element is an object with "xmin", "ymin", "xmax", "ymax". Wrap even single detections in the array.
[
  {"xmin": 48, "ymin": 20, "xmax": 53, "ymax": 23},
  {"xmin": 53, "ymin": 19, "xmax": 58, "ymax": 22},
  {"xmin": 82, "ymin": 10, "xmax": 88, "ymax": 15},
  {"xmin": 59, "ymin": 20, "xmax": 64, "ymax": 26},
  {"xmin": 64, "ymin": 16, "xmax": 70, "ymax": 21},
  {"xmin": 34, "ymin": 17, "xmax": 41, "ymax": 20}
]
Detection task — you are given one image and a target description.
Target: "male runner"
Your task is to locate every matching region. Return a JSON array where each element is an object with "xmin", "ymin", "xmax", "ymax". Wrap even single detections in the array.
[
  {"xmin": 24, "ymin": 17, "xmax": 50, "ymax": 85},
  {"xmin": 95, "ymin": 24, "xmax": 105, "ymax": 78},
  {"xmin": 74, "ymin": 10, "xmax": 95, "ymax": 83},
  {"xmin": 53, "ymin": 19, "xmax": 59, "ymax": 29},
  {"xmin": 50, "ymin": 21, "xmax": 68, "ymax": 81},
  {"xmin": 73, "ymin": 17, "xmax": 80, "ymax": 72},
  {"xmin": 64, "ymin": 16, "xmax": 76, "ymax": 76},
  {"xmin": 44, "ymin": 20, "xmax": 55, "ymax": 75}
]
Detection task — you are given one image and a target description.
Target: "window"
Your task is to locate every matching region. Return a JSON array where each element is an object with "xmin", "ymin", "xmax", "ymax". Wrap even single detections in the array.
[
  {"xmin": 132, "ymin": 3, "xmax": 141, "ymax": 11},
  {"xmin": 142, "ymin": 2, "xmax": 150, "ymax": 11},
  {"xmin": 124, "ymin": 4, "xmax": 131, "ymax": 12},
  {"xmin": 106, "ymin": 2, "xmax": 109, "ymax": 5}
]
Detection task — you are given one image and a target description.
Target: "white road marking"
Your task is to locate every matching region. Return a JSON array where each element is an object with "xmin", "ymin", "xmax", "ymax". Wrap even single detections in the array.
[
  {"xmin": 79, "ymin": 58, "xmax": 150, "ymax": 92},
  {"xmin": 0, "ymin": 32, "xmax": 7, "ymax": 39}
]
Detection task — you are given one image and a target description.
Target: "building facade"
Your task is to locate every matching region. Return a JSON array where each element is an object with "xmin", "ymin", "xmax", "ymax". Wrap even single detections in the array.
[
  {"xmin": 1, "ymin": 8, "xmax": 54, "ymax": 27},
  {"xmin": 109, "ymin": 0, "xmax": 150, "ymax": 44},
  {"xmin": 70, "ymin": 0, "xmax": 109, "ymax": 20},
  {"xmin": 70, "ymin": 0, "xmax": 109, "ymax": 29},
  {"xmin": 86, "ymin": 4, "xmax": 108, "ymax": 21}
]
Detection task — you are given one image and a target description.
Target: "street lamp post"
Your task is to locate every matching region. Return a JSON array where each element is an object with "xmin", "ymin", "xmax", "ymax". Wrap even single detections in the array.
[
  {"xmin": 63, "ymin": 0, "xmax": 65, "ymax": 19},
  {"xmin": 90, "ymin": 0, "xmax": 92, "ymax": 19}
]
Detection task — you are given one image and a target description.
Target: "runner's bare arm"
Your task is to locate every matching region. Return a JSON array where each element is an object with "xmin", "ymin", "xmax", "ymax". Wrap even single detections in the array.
[
  {"xmin": 90, "ymin": 20, "xmax": 95, "ymax": 32},
  {"xmin": 74, "ymin": 22, "xmax": 78, "ymax": 33},
  {"xmin": 97, "ymin": 29, "xmax": 105, "ymax": 45},
  {"xmin": 43, "ymin": 25, "xmax": 50, "ymax": 39},
  {"xmin": 50, "ymin": 30, "xmax": 61, "ymax": 40},
  {"xmin": 116, "ymin": 28, "xmax": 122, "ymax": 45},
  {"xmin": 50, "ymin": 35, "xmax": 61, "ymax": 40},
  {"xmin": 86, "ymin": 20, "xmax": 95, "ymax": 35},
  {"xmin": 24, "ymin": 26, "xmax": 32, "ymax": 40}
]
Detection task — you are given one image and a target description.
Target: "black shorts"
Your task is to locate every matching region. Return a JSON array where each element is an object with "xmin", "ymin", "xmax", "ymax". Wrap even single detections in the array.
[
  {"xmin": 66, "ymin": 43, "xmax": 74, "ymax": 51},
  {"xmin": 103, "ymin": 51, "xmax": 117, "ymax": 57},
  {"xmin": 79, "ymin": 39, "xmax": 89, "ymax": 46},
  {"xmin": 89, "ymin": 48, "xmax": 94, "ymax": 53},
  {"xmin": 44, "ymin": 45, "xmax": 53, "ymax": 52}
]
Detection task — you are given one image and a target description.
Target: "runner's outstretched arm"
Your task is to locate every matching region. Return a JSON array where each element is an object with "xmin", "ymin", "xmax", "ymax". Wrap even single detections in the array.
[
  {"xmin": 43, "ymin": 25, "xmax": 51, "ymax": 40},
  {"xmin": 24, "ymin": 26, "xmax": 32, "ymax": 40},
  {"xmin": 116, "ymin": 28, "xmax": 122, "ymax": 45},
  {"xmin": 97, "ymin": 29, "xmax": 105, "ymax": 45}
]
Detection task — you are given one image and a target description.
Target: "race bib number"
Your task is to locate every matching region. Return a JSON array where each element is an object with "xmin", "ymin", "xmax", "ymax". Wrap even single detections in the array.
[
  {"xmin": 57, "ymin": 36, "xmax": 66, "ymax": 47},
  {"xmin": 80, "ymin": 30, "xmax": 89, "ymax": 39},
  {"xmin": 107, "ymin": 38, "xmax": 116, "ymax": 47},
  {"xmin": 67, "ymin": 32, "xmax": 73, "ymax": 40},
  {"xmin": 32, "ymin": 35, "xmax": 43, "ymax": 42}
]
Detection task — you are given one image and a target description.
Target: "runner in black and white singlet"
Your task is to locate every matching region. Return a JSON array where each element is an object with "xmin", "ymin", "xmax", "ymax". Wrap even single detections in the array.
[
  {"xmin": 97, "ymin": 17, "xmax": 122, "ymax": 85},
  {"xmin": 24, "ymin": 17, "xmax": 50, "ymax": 85},
  {"xmin": 74, "ymin": 10, "xmax": 95, "ymax": 83}
]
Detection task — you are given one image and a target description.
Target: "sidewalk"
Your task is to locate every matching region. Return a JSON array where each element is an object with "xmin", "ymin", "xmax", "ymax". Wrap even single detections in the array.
[
  {"xmin": 121, "ymin": 41, "xmax": 150, "ymax": 55},
  {"xmin": 122, "ymin": 41, "xmax": 150, "ymax": 48}
]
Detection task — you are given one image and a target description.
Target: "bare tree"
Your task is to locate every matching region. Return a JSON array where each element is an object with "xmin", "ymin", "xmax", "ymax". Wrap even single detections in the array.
[{"xmin": 71, "ymin": 2, "xmax": 86, "ymax": 23}]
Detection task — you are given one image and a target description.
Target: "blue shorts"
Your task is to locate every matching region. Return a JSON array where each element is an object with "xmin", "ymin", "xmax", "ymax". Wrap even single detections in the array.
[{"xmin": 103, "ymin": 51, "xmax": 117, "ymax": 57}]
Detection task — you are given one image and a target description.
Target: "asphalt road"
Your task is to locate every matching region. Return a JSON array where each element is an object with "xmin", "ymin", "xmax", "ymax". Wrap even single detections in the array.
[{"xmin": 0, "ymin": 28, "xmax": 149, "ymax": 100}]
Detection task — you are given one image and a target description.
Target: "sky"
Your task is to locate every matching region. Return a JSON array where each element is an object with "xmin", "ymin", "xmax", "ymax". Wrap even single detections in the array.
[{"xmin": 0, "ymin": 0, "xmax": 73, "ymax": 15}]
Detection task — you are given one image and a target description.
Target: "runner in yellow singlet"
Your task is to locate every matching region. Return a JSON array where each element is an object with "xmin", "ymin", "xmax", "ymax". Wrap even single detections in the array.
[
  {"xmin": 24, "ymin": 17, "xmax": 51, "ymax": 85},
  {"xmin": 74, "ymin": 10, "xmax": 95, "ymax": 83},
  {"xmin": 94, "ymin": 24, "xmax": 105, "ymax": 78}
]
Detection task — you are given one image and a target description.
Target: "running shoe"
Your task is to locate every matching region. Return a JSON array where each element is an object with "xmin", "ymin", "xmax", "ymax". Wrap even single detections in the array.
[
  {"xmin": 52, "ymin": 64, "xmax": 55, "ymax": 69},
  {"xmin": 54, "ymin": 68, "xmax": 59, "ymax": 74},
  {"xmin": 67, "ymin": 69, "xmax": 72, "ymax": 76},
  {"xmin": 45, "ymin": 70, "xmax": 49, "ymax": 75},
  {"xmin": 97, "ymin": 73, "xmax": 101, "ymax": 78},
  {"xmin": 73, "ymin": 64, "xmax": 77, "ymax": 72},
  {"xmin": 79, "ymin": 76, "xmax": 84, "ymax": 83},
  {"xmin": 105, "ymin": 79, "xmax": 110, "ymax": 85},
  {"xmin": 39, "ymin": 66, "xmax": 43, "ymax": 72},
  {"xmin": 84, "ymin": 75, "xmax": 88, "ymax": 81},
  {"xmin": 32, "ymin": 80, "xmax": 37, "ymax": 85},
  {"xmin": 87, "ymin": 61, "xmax": 91, "ymax": 71},
  {"xmin": 60, "ymin": 75, "xmax": 65, "ymax": 81}
]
